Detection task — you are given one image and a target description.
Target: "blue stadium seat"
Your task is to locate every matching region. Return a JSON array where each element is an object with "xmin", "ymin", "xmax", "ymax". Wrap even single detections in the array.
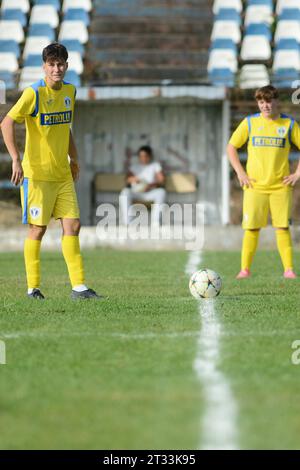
[
  {"xmin": 64, "ymin": 8, "xmax": 90, "ymax": 26},
  {"xmin": 24, "ymin": 54, "xmax": 43, "ymax": 67},
  {"xmin": 273, "ymin": 68, "xmax": 299, "ymax": 88},
  {"xmin": 247, "ymin": 0, "xmax": 272, "ymax": 6},
  {"xmin": 275, "ymin": 39, "xmax": 299, "ymax": 51},
  {"xmin": 0, "ymin": 71, "xmax": 16, "ymax": 90},
  {"xmin": 209, "ymin": 68, "xmax": 235, "ymax": 87},
  {"xmin": 279, "ymin": 9, "xmax": 300, "ymax": 21},
  {"xmin": 61, "ymin": 39, "xmax": 84, "ymax": 55},
  {"xmin": 245, "ymin": 23, "xmax": 271, "ymax": 40},
  {"xmin": 28, "ymin": 23, "xmax": 55, "ymax": 41},
  {"xmin": 210, "ymin": 39, "xmax": 237, "ymax": 52},
  {"xmin": 32, "ymin": 0, "xmax": 61, "ymax": 10},
  {"xmin": 64, "ymin": 70, "xmax": 81, "ymax": 87},
  {"xmin": 215, "ymin": 8, "xmax": 241, "ymax": 24},
  {"xmin": 0, "ymin": 40, "xmax": 20, "ymax": 58},
  {"xmin": 2, "ymin": 9, "xmax": 27, "ymax": 27}
]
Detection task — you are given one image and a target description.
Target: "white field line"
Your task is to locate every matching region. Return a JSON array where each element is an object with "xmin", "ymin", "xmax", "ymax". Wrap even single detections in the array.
[
  {"xmin": 186, "ymin": 250, "xmax": 238, "ymax": 450},
  {"xmin": 0, "ymin": 331, "xmax": 200, "ymax": 340}
]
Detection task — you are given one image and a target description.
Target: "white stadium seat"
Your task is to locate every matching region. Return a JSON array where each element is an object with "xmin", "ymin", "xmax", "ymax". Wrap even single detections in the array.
[
  {"xmin": 0, "ymin": 20, "xmax": 24, "ymax": 43},
  {"xmin": 273, "ymin": 50, "xmax": 300, "ymax": 71},
  {"xmin": 1, "ymin": 0, "xmax": 30, "ymax": 14},
  {"xmin": 244, "ymin": 6, "xmax": 273, "ymax": 27},
  {"xmin": 276, "ymin": 0, "xmax": 300, "ymax": 15},
  {"xmin": 62, "ymin": 0, "xmax": 92, "ymax": 12},
  {"xmin": 0, "ymin": 52, "xmax": 19, "ymax": 72},
  {"xmin": 67, "ymin": 51, "xmax": 84, "ymax": 74},
  {"xmin": 23, "ymin": 37, "xmax": 50, "ymax": 60},
  {"xmin": 208, "ymin": 50, "xmax": 238, "ymax": 72},
  {"xmin": 239, "ymin": 65, "xmax": 270, "ymax": 89},
  {"xmin": 59, "ymin": 21, "xmax": 88, "ymax": 44},
  {"xmin": 213, "ymin": 0, "xmax": 242, "ymax": 14},
  {"xmin": 19, "ymin": 66, "xmax": 44, "ymax": 88},
  {"xmin": 211, "ymin": 21, "xmax": 241, "ymax": 43},
  {"xmin": 30, "ymin": 5, "xmax": 59, "ymax": 28},
  {"xmin": 240, "ymin": 36, "xmax": 271, "ymax": 60},
  {"xmin": 274, "ymin": 21, "xmax": 300, "ymax": 42}
]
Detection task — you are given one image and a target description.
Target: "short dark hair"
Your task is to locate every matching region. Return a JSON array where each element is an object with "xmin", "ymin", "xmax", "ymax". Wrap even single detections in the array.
[
  {"xmin": 138, "ymin": 145, "xmax": 153, "ymax": 159},
  {"xmin": 42, "ymin": 42, "xmax": 68, "ymax": 63},
  {"xmin": 255, "ymin": 85, "xmax": 279, "ymax": 102}
]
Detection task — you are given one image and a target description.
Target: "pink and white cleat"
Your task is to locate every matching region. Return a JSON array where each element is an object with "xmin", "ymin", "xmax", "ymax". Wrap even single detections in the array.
[
  {"xmin": 236, "ymin": 268, "xmax": 250, "ymax": 279},
  {"xmin": 284, "ymin": 269, "xmax": 297, "ymax": 279}
]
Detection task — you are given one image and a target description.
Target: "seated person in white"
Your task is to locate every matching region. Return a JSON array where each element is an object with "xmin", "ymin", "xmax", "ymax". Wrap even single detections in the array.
[{"xmin": 120, "ymin": 145, "xmax": 166, "ymax": 224}]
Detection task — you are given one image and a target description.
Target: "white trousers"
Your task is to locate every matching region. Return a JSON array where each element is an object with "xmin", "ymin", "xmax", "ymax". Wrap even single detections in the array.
[{"xmin": 119, "ymin": 187, "xmax": 166, "ymax": 224}]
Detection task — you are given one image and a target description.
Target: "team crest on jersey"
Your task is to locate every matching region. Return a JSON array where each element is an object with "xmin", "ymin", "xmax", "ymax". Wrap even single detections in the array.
[
  {"xmin": 30, "ymin": 207, "xmax": 41, "ymax": 219},
  {"xmin": 277, "ymin": 126, "xmax": 286, "ymax": 137},
  {"xmin": 64, "ymin": 96, "xmax": 71, "ymax": 108}
]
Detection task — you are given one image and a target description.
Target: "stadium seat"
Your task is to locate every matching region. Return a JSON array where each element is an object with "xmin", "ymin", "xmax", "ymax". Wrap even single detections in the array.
[
  {"xmin": 239, "ymin": 64, "xmax": 269, "ymax": 88},
  {"xmin": 276, "ymin": 0, "xmax": 300, "ymax": 15},
  {"xmin": 19, "ymin": 66, "xmax": 44, "ymax": 89},
  {"xmin": 274, "ymin": 21, "xmax": 300, "ymax": 42},
  {"xmin": 30, "ymin": 5, "xmax": 59, "ymax": 28},
  {"xmin": 209, "ymin": 68, "xmax": 235, "ymax": 87},
  {"xmin": 67, "ymin": 51, "xmax": 84, "ymax": 74},
  {"xmin": 62, "ymin": 0, "xmax": 92, "ymax": 12},
  {"xmin": 279, "ymin": 8, "xmax": 300, "ymax": 21},
  {"xmin": 213, "ymin": 0, "xmax": 242, "ymax": 14},
  {"xmin": 64, "ymin": 70, "xmax": 82, "ymax": 87},
  {"xmin": 59, "ymin": 21, "xmax": 88, "ymax": 43},
  {"xmin": 28, "ymin": 24, "xmax": 55, "ymax": 41},
  {"xmin": 0, "ymin": 71, "xmax": 16, "ymax": 90},
  {"xmin": 0, "ymin": 40, "xmax": 20, "ymax": 58},
  {"xmin": 23, "ymin": 37, "xmax": 50, "ymax": 60},
  {"xmin": 215, "ymin": 8, "xmax": 241, "ymax": 24},
  {"xmin": 210, "ymin": 38, "xmax": 237, "ymax": 54},
  {"xmin": 247, "ymin": 0, "xmax": 272, "ymax": 6},
  {"xmin": 208, "ymin": 51, "xmax": 237, "ymax": 72},
  {"xmin": 2, "ymin": 9, "xmax": 27, "ymax": 28},
  {"xmin": 60, "ymin": 39, "xmax": 84, "ymax": 55},
  {"xmin": 0, "ymin": 20, "xmax": 24, "ymax": 43},
  {"xmin": 273, "ymin": 50, "xmax": 300, "ymax": 71},
  {"xmin": 244, "ymin": 23, "xmax": 272, "ymax": 40},
  {"xmin": 211, "ymin": 21, "xmax": 241, "ymax": 43},
  {"xmin": 24, "ymin": 54, "xmax": 43, "ymax": 68},
  {"xmin": 273, "ymin": 68, "xmax": 299, "ymax": 87},
  {"xmin": 244, "ymin": 5, "xmax": 273, "ymax": 27},
  {"xmin": 0, "ymin": 52, "xmax": 19, "ymax": 72},
  {"xmin": 64, "ymin": 8, "xmax": 90, "ymax": 26},
  {"xmin": 1, "ymin": 0, "xmax": 30, "ymax": 14},
  {"xmin": 275, "ymin": 38, "xmax": 299, "ymax": 51},
  {"xmin": 32, "ymin": 0, "xmax": 60, "ymax": 10},
  {"xmin": 240, "ymin": 35, "xmax": 271, "ymax": 60}
]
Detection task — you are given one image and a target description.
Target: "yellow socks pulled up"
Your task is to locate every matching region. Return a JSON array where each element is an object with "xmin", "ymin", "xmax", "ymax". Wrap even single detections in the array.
[
  {"xmin": 276, "ymin": 229, "xmax": 293, "ymax": 271},
  {"xmin": 61, "ymin": 235, "xmax": 85, "ymax": 288},
  {"xmin": 24, "ymin": 238, "xmax": 41, "ymax": 289},
  {"xmin": 241, "ymin": 229, "xmax": 260, "ymax": 270}
]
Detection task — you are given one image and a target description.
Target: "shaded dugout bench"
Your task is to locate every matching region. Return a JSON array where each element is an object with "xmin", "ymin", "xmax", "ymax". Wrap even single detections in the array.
[{"xmin": 91, "ymin": 172, "xmax": 198, "ymax": 225}]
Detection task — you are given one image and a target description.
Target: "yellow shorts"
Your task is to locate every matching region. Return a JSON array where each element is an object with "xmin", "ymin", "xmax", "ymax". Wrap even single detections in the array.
[
  {"xmin": 242, "ymin": 187, "xmax": 292, "ymax": 229},
  {"xmin": 20, "ymin": 178, "xmax": 80, "ymax": 226}
]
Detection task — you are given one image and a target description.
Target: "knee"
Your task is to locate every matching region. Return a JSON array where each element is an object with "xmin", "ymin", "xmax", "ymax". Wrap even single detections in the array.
[
  {"xmin": 29, "ymin": 225, "xmax": 47, "ymax": 240},
  {"xmin": 71, "ymin": 219, "xmax": 81, "ymax": 235}
]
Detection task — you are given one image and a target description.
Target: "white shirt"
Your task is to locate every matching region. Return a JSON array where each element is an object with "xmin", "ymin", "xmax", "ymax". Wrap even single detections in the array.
[{"xmin": 130, "ymin": 161, "xmax": 162, "ymax": 184}]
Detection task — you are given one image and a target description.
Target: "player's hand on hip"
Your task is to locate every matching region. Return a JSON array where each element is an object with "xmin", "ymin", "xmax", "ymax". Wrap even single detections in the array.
[
  {"xmin": 237, "ymin": 170, "xmax": 256, "ymax": 188},
  {"xmin": 11, "ymin": 160, "xmax": 23, "ymax": 186},
  {"xmin": 70, "ymin": 160, "xmax": 80, "ymax": 181},
  {"xmin": 283, "ymin": 172, "xmax": 300, "ymax": 186}
]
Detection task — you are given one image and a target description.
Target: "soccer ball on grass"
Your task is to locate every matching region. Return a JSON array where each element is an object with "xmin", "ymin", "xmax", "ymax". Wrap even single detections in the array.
[{"xmin": 189, "ymin": 269, "xmax": 222, "ymax": 299}]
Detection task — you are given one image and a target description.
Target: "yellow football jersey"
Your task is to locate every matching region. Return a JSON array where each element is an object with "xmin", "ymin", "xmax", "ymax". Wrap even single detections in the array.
[
  {"xmin": 229, "ymin": 113, "xmax": 300, "ymax": 190},
  {"xmin": 8, "ymin": 79, "xmax": 76, "ymax": 181}
]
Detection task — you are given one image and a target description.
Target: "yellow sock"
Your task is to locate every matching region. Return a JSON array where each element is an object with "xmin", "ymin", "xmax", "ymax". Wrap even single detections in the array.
[
  {"xmin": 24, "ymin": 239, "xmax": 41, "ymax": 289},
  {"xmin": 276, "ymin": 229, "xmax": 293, "ymax": 271},
  {"xmin": 241, "ymin": 230, "xmax": 259, "ymax": 270},
  {"xmin": 61, "ymin": 235, "xmax": 85, "ymax": 288}
]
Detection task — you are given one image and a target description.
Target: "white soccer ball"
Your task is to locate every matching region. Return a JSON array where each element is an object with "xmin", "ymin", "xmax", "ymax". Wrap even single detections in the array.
[{"xmin": 189, "ymin": 269, "xmax": 222, "ymax": 299}]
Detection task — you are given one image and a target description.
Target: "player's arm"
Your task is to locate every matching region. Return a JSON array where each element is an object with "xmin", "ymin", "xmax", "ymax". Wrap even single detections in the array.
[
  {"xmin": 126, "ymin": 171, "xmax": 140, "ymax": 185},
  {"xmin": 283, "ymin": 121, "xmax": 300, "ymax": 186},
  {"xmin": 0, "ymin": 116, "xmax": 23, "ymax": 186},
  {"xmin": 145, "ymin": 170, "xmax": 165, "ymax": 191},
  {"xmin": 227, "ymin": 118, "xmax": 256, "ymax": 188},
  {"xmin": 69, "ymin": 129, "xmax": 80, "ymax": 181}
]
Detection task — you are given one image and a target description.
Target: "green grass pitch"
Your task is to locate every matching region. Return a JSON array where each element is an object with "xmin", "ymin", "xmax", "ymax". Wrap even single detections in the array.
[{"xmin": 0, "ymin": 249, "xmax": 300, "ymax": 449}]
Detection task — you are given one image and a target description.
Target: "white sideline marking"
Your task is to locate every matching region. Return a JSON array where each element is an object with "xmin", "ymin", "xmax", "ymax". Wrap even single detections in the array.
[
  {"xmin": 0, "ymin": 331, "xmax": 199, "ymax": 340},
  {"xmin": 186, "ymin": 251, "xmax": 238, "ymax": 450}
]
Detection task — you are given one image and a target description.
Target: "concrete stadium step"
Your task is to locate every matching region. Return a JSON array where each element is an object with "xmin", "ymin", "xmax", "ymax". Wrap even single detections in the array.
[
  {"xmin": 93, "ymin": 66, "xmax": 207, "ymax": 83},
  {"xmin": 94, "ymin": 2, "xmax": 212, "ymax": 19},
  {"xmin": 92, "ymin": 50, "xmax": 208, "ymax": 67}
]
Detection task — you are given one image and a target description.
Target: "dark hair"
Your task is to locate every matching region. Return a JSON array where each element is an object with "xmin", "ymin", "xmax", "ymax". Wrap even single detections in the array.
[
  {"xmin": 42, "ymin": 42, "xmax": 68, "ymax": 63},
  {"xmin": 255, "ymin": 85, "xmax": 279, "ymax": 102},
  {"xmin": 138, "ymin": 145, "xmax": 153, "ymax": 160}
]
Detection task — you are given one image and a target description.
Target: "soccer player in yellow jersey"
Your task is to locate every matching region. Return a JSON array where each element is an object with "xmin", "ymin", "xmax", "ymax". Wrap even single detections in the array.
[
  {"xmin": 227, "ymin": 85, "xmax": 300, "ymax": 279},
  {"xmin": 1, "ymin": 43, "xmax": 102, "ymax": 299}
]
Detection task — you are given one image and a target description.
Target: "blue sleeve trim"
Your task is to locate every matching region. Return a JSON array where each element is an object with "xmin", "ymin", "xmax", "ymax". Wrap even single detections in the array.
[
  {"xmin": 247, "ymin": 116, "xmax": 251, "ymax": 134},
  {"xmin": 30, "ymin": 79, "xmax": 45, "ymax": 117},
  {"xmin": 288, "ymin": 118, "xmax": 295, "ymax": 145},
  {"xmin": 22, "ymin": 178, "xmax": 29, "ymax": 224}
]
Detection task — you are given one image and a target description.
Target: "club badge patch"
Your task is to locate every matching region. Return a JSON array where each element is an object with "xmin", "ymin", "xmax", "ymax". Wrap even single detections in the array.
[
  {"xmin": 30, "ymin": 207, "xmax": 41, "ymax": 219},
  {"xmin": 64, "ymin": 96, "xmax": 71, "ymax": 108}
]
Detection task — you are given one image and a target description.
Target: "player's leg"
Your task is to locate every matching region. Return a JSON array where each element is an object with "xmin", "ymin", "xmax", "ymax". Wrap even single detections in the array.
[
  {"xmin": 146, "ymin": 188, "xmax": 166, "ymax": 225},
  {"xmin": 236, "ymin": 189, "xmax": 268, "ymax": 279},
  {"xmin": 270, "ymin": 188, "xmax": 296, "ymax": 278},
  {"xmin": 54, "ymin": 180, "xmax": 103, "ymax": 299},
  {"xmin": 21, "ymin": 179, "xmax": 54, "ymax": 299}
]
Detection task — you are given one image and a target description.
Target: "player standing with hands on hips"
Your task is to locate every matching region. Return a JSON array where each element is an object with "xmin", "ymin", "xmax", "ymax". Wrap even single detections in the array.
[
  {"xmin": 1, "ymin": 43, "xmax": 103, "ymax": 300},
  {"xmin": 227, "ymin": 85, "xmax": 300, "ymax": 279}
]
